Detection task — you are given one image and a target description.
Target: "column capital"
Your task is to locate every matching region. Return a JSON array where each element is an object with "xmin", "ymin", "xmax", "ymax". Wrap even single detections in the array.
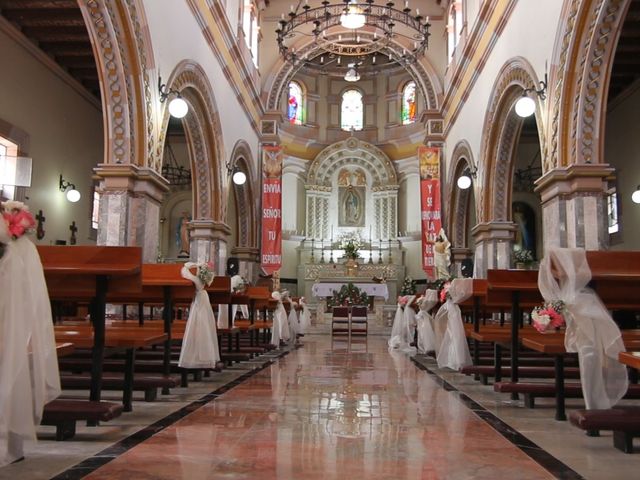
[
  {"xmin": 534, "ymin": 163, "xmax": 614, "ymax": 204},
  {"xmin": 231, "ymin": 246, "xmax": 260, "ymax": 261},
  {"xmin": 471, "ymin": 221, "xmax": 517, "ymax": 242},
  {"xmin": 189, "ymin": 219, "xmax": 231, "ymax": 240},
  {"xmin": 94, "ymin": 163, "xmax": 169, "ymax": 204}
]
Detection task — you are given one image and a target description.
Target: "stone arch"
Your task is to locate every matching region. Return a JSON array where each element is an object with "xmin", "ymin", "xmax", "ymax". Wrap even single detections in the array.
[
  {"xmin": 447, "ymin": 140, "xmax": 476, "ymax": 249},
  {"xmin": 308, "ymin": 137, "xmax": 398, "ymax": 187},
  {"xmin": 159, "ymin": 61, "xmax": 226, "ymax": 222},
  {"xmin": 80, "ymin": 0, "xmax": 159, "ymax": 169},
  {"xmin": 265, "ymin": 34, "xmax": 441, "ymax": 114},
  {"xmin": 478, "ymin": 57, "xmax": 546, "ymax": 223},
  {"xmin": 228, "ymin": 140, "xmax": 258, "ymax": 249},
  {"xmin": 547, "ymin": 0, "xmax": 631, "ymax": 170}
]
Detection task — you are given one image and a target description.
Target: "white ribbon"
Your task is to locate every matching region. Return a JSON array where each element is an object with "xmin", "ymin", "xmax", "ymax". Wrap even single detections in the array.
[
  {"xmin": 178, "ymin": 263, "xmax": 220, "ymax": 368},
  {"xmin": 388, "ymin": 295, "xmax": 416, "ymax": 351},
  {"xmin": 416, "ymin": 289, "xmax": 439, "ymax": 354},
  {"xmin": 538, "ymin": 248, "xmax": 628, "ymax": 409},
  {"xmin": 270, "ymin": 291, "xmax": 290, "ymax": 346},
  {"xmin": 435, "ymin": 278, "xmax": 473, "ymax": 370}
]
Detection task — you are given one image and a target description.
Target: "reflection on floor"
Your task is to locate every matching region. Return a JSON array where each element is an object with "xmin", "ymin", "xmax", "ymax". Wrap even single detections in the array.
[{"xmin": 3, "ymin": 335, "xmax": 639, "ymax": 479}]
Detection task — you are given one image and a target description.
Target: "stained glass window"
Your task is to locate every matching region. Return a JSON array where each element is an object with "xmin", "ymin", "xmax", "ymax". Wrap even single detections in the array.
[
  {"xmin": 341, "ymin": 89, "xmax": 363, "ymax": 131},
  {"xmin": 288, "ymin": 81, "xmax": 303, "ymax": 125},
  {"xmin": 401, "ymin": 81, "xmax": 417, "ymax": 125}
]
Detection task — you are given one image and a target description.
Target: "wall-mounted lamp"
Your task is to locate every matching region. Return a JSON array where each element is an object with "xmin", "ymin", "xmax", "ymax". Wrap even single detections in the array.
[
  {"xmin": 457, "ymin": 166, "xmax": 477, "ymax": 190},
  {"xmin": 227, "ymin": 164, "xmax": 247, "ymax": 185},
  {"xmin": 59, "ymin": 174, "xmax": 80, "ymax": 202},
  {"xmin": 159, "ymin": 77, "xmax": 188, "ymax": 119},
  {"xmin": 515, "ymin": 72, "xmax": 548, "ymax": 118},
  {"xmin": 632, "ymin": 185, "xmax": 640, "ymax": 204}
]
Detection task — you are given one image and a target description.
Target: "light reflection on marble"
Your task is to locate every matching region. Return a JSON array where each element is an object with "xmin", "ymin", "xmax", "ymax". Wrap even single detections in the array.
[{"xmin": 84, "ymin": 337, "xmax": 554, "ymax": 479}]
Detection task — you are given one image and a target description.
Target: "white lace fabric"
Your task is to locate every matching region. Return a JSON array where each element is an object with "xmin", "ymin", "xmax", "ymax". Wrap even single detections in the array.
[
  {"xmin": 434, "ymin": 278, "xmax": 473, "ymax": 370},
  {"xmin": 388, "ymin": 295, "xmax": 416, "ymax": 352},
  {"xmin": 538, "ymin": 248, "xmax": 628, "ymax": 409},
  {"xmin": 416, "ymin": 289, "xmax": 438, "ymax": 354},
  {"xmin": 178, "ymin": 263, "xmax": 220, "ymax": 369}
]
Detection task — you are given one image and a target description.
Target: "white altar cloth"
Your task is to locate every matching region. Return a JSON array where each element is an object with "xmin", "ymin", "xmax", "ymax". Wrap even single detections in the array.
[{"xmin": 312, "ymin": 282, "xmax": 389, "ymax": 300}]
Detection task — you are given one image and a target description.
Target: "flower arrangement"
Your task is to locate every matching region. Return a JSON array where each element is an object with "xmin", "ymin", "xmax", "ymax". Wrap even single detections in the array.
[
  {"xmin": 339, "ymin": 231, "xmax": 362, "ymax": 259},
  {"xmin": 531, "ymin": 300, "xmax": 566, "ymax": 333},
  {"xmin": 514, "ymin": 249, "xmax": 534, "ymax": 265},
  {"xmin": 196, "ymin": 261, "xmax": 215, "ymax": 286},
  {"xmin": 2, "ymin": 200, "xmax": 36, "ymax": 240},
  {"xmin": 231, "ymin": 274, "xmax": 247, "ymax": 292},
  {"xmin": 327, "ymin": 282, "xmax": 369, "ymax": 308},
  {"xmin": 400, "ymin": 276, "xmax": 417, "ymax": 295},
  {"xmin": 397, "ymin": 295, "xmax": 409, "ymax": 307},
  {"xmin": 439, "ymin": 281, "xmax": 452, "ymax": 303}
]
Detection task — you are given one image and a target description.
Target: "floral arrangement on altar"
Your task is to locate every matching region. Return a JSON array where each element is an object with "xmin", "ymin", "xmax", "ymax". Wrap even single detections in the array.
[
  {"xmin": 327, "ymin": 282, "xmax": 369, "ymax": 308},
  {"xmin": 196, "ymin": 261, "xmax": 215, "ymax": 286},
  {"xmin": 400, "ymin": 276, "xmax": 417, "ymax": 295},
  {"xmin": 339, "ymin": 231, "xmax": 362, "ymax": 259},
  {"xmin": 531, "ymin": 300, "xmax": 566, "ymax": 333},
  {"xmin": 2, "ymin": 200, "xmax": 36, "ymax": 240},
  {"xmin": 514, "ymin": 248, "xmax": 534, "ymax": 266}
]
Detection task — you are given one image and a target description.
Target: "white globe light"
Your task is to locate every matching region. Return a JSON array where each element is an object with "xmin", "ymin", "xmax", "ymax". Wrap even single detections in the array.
[
  {"xmin": 515, "ymin": 95, "xmax": 536, "ymax": 118},
  {"xmin": 457, "ymin": 175, "xmax": 472, "ymax": 190},
  {"xmin": 232, "ymin": 170, "xmax": 247, "ymax": 185},
  {"xmin": 66, "ymin": 188, "xmax": 81, "ymax": 203},
  {"xmin": 168, "ymin": 96, "xmax": 188, "ymax": 118},
  {"xmin": 632, "ymin": 187, "xmax": 640, "ymax": 204},
  {"xmin": 340, "ymin": 6, "xmax": 365, "ymax": 29},
  {"xmin": 344, "ymin": 68, "xmax": 360, "ymax": 82}
]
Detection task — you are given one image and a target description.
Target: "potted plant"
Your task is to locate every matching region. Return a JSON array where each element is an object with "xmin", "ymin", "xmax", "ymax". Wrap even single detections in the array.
[{"xmin": 513, "ymin": 249, "xmax": 534, "ymax": 269}]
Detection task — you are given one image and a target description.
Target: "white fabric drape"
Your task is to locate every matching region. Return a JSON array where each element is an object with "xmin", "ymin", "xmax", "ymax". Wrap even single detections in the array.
[
  {"xmin": 435, "ymin": 279, "xmax": 473, "ymax": 370},
  {"xmin": 287, "ymin": 299, "xmax": 299, "ymax": 338},
  {"xmin": 270, "ymin": 292, "xmax": 290, "ymax": 347},
  {"xmin": 538, "ymin": 248, "xmax": 628, "ymax": 409},
  {"xmin": 416, "ymin": 290, "xmax": 439, "ymax": 354},
  {"xmin": 178, "ymin": 263, "xmax": 220, "ymax": 369},
  {"xmin": 388, "ymin": 295, "xmax": 416, "ymax": 352},
  {"xmin": 217, "ymin": 304, "xmax": 250, "ymax": 329},
  {"xmin": 0, "ymin": 233, "xmax": 61, "ymax": 466},
  {"xmin": 298, "ymin": 298, "xmax": 311, "ymax": 334}
]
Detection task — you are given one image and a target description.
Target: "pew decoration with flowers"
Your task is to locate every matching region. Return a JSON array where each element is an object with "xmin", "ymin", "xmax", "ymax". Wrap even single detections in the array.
[
  {"xmin": 196, "ymin": 261, "xmax": 215, "ymax": 287},
  {"xmin": 2, "ymin": 200, "xmax": 36, "ymax": 240},
  {"xmin": 531, "ymin": 300, "xmax": 566, "ymax": 334}
]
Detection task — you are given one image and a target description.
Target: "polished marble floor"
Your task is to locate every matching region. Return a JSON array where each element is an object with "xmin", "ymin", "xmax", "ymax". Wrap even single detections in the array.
[{"xmin": 79, "ymin": 336, "xmax": 558, "ymax": 480}]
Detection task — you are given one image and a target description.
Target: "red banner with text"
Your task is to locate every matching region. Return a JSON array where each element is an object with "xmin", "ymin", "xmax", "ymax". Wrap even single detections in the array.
[
  {"xmin": 418, "ymin": 146, "xmax": 442, "ymax": 277},
  {"xmin": 261, "ymin": 145, "xmax": 283, "ymax": 275}
]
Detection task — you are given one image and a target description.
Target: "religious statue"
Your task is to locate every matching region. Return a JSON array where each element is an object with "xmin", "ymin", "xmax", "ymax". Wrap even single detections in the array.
[
  {"xmin": 177, "ymin": 211, "xmax": 190, "ymax": 257},
  {"xmin": 434, "ymin": 228, "xmax": 451, "ymax": 280}
]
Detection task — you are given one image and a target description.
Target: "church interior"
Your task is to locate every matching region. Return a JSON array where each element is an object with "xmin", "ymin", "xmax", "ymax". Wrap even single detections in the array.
[{"xmin": 1, "ymin": 0, "xmax": 640, "ymax": 478}]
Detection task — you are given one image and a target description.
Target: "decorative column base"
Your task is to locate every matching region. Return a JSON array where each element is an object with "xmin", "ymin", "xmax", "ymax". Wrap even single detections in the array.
[
  {"xmin": 471, "ymin": 222, "xmax": 517, "ymax": 278},
  {"xmin": 94, "ymin": 164, "xmax": 169, "ymax": 262},
  {"xmin": 189, "ymin": 220, "xmax": 231, "ymax": 273},
  {"xmin": 535, "ymin": 164, "xmax": 613, "ymax": 251},
  {"xmin": 230, "ymin": 246, "xmax": 260, "ymax": 280}
]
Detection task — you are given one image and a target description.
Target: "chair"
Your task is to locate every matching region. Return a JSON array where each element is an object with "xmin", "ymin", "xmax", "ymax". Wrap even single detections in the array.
[
  {"xmin": 331, "ymin": 307, "xmax": 350, "ymax": 336},
  {"xmin": 350, "ymin": 305, "xmax": 368, "ymax": 336}
]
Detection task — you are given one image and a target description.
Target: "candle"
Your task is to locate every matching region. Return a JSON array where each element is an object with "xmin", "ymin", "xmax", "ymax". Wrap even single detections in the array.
[
  {"xmin": 331, "ymin": 225, "xmax": 334, "ymax": 242},
  {"xmin": 369, "ymin": 225, "xmax": 372, "ymax": 243}
]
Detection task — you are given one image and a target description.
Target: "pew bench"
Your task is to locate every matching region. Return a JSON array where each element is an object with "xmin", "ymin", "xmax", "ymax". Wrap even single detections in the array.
[
  {"xmin": 460, "ymin": 365, "xmax": 580, "ymax": 385},
  {"xmin": 41, "ymin": 399, "xmax": 123, "ymax": 441},
  {"xmin": 60, "ymin": 373, "xmax": 179, "ymax": 402},
  {"xmin": 569, "ymin": 407, "xmax": 640, "ymax": 453}
]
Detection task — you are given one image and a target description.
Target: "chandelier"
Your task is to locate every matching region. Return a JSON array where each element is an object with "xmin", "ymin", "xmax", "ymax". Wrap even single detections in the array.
[{"xmin": 276, "ymin": 0, "xmax": 431, "ymax": 80}]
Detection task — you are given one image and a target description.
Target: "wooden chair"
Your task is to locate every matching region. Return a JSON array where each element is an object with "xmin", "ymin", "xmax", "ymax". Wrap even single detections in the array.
[
  {"xmin": 350, "ymin": 305, "xmax": 368, "ymax": 336},
  {"xmin": 331, "ymin": 306, "xmax": 350, "ymax": 336}
]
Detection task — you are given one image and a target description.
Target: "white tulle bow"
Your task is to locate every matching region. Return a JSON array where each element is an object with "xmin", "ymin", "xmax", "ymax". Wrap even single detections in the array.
[{"xmin": 434, "ymin": 278, "xmax": 472, "ymax": 370}]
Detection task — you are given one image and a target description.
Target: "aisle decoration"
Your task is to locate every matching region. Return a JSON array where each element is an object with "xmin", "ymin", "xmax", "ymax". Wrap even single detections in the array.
[
  {"xmin": 0, "ymin": 200, "xmax": 60, "ymax": 466},
  {"xmin": 538, "ymin": 248, "xmax": 627, "ymax": 409},
  {"xmin": 388, "ymin": 294, "xmax": 416, "ymax": 351},
  {"xmin": 433, "ymin": 278, "xmax": 473, "ymax": 370},
  {"xmin": 531, "ymin": 301, "xmax": 566, "ymax": 333},
  {"xmin": 270, "ymin": 290, "xmax": 290, "ymax": 347},
  {"xmin": 416, "ymin": 290, "xmax": 439, "ymax": 354},
  {"xmin": 179, "ymin": 261, "xmax": 220, "ymax": 369}
]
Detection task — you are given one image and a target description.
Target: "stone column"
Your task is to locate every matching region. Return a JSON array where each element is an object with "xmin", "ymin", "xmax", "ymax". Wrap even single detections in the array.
[
  {"xmin": 189, "ymin": 220, "xmax": 231, "ymax": 274},
  {"xmin": 231, "ymin": 246, "xmax": 260, "ymax": 281},
  {"xmin": 535, "ymin": 164, "xmax": 613, "ymax": 251},
  {"xmin": 450, "ymin": 247, "xmax": 473, "ymax": 277},
  {"xmin": 471, "ymin": 222, "xmax": 517, "ymax": 278},
  {"xmin": 94, "ymin": 164, "xmax": 169, "ymax": 262}
]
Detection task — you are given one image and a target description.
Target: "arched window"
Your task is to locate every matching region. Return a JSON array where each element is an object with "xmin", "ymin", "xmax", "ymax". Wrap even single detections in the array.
[
  {"xmin": 287, "ymin": 81, "xmax": 304, "ymax": 125},
  {"xmin": 401, "ymin": 81, "xmax": 417, "ymax": 125},
  {"xmin": 341, "ymin": 89, "xmax": 363, "ymax": 131}
]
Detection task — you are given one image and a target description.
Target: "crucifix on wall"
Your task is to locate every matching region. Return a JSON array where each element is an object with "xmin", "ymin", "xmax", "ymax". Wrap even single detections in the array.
[
  {"xmin": 69, "ymin": 221, "xmax": 77, "ymax": 245},
  {"xmin": 35, "ymin": 209, "xmax": 45, "ymax": 239}
]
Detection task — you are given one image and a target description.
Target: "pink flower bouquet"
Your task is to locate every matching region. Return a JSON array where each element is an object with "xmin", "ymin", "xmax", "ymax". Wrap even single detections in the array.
[
  {"xmin": 531, "ymin": 300, "xmax": 566, "ymax": 334},
  {"xmin": 2, "ymin": 201, "xmax": 36, "ymax": 240}
]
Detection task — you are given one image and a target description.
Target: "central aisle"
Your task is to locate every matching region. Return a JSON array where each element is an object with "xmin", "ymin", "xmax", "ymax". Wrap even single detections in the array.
[{"xmin": 84, "ymin": 336, "xmax": 554, "ymax": 479}]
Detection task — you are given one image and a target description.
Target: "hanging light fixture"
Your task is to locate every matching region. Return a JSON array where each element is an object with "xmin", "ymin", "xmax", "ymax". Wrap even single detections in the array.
[
  {"xmin": 232, "ymin": 169, "xmax": 247, "ymax": 185},
  {"xmin": 515, "ymin": 72, "xmax": 547, "ymax": 118},
  {"xmin": 456, "ymin": 166, "xmax": 476, "ymax": 190},
  {"xmin": 344, "ymin": 66, "xmax": 360, "ymax": 82},
  {"xmin": 275, "ymin": 1, "xmax": 431, "ymax": 79},
  {"xmin": 340, "ymin": 1, "xmax": 366, "ymax": 29},
  {"xmin": 59, "ymin": 175, "xmax": 81, "ymax": 202},
  {"xmin": 158, "ymin": 77, "xmax": 189, "ymax": 119}
]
